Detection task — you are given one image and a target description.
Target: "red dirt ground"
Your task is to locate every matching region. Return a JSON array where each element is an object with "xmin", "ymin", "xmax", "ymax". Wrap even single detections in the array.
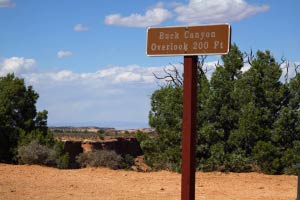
[{"xmin": 0, "ymin": 163, "xmax": 297, "ymax": 200}]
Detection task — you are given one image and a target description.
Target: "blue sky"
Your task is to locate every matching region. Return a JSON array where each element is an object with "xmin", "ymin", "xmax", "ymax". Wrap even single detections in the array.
[{"xmin": 0, "ymin": 0, "xmax": 299, "ymax": 129}]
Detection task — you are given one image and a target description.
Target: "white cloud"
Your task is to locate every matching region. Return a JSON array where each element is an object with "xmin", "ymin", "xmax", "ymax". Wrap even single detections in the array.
[
  {"xmin": 24, "ymin": 65, "xmax": 163, "ymax": 85},
  {"xmin": 21, "ymin": 64, "xmax": 168, "ymax": 128},
  {"xmin": 0, "ymin": 57, "xmax": 36, "ymax": 76},
  {"xmin": 201, "ymin": 61, "xmax": 218, "ymax": 80},
  {"xmin": 57, "ymin": 50, "xmax": 72, "ymax": 58},
  {"xmin": 115, "ymin": 72, "xmax": 142, "ymax": 83},
  {"xmin": 104, "ymin": 3, "xmax": 172, "ymax": 27},
  {"xmin": 104, "ymin": 0, "xmax": 269, "ymax": 27},
  {"xmin": 73, "ymin": 24, "xmax": 89, "ymax": 32},
  {"xmin": 280, "ymin": 61, "xmax": 300, "ymax": 82},
  {"xmin": 241, "ymin": 62, "xmax": 251, "ymax": 73},
  {"xmin": 0, "ymin": 0, "xmax": 15, "ymax": 8},
  {"xmin": 174, "ymin": 0, "xmax": 269, "ymax": 24}
]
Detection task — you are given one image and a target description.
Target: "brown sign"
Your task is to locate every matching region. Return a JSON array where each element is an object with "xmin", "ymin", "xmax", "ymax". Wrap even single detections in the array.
[{"xmin": 146, "ymin": 24, "xmax": 231, "ymax": 56}]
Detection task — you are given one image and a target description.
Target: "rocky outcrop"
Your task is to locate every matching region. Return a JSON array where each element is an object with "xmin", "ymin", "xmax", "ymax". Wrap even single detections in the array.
[
  {"xmin": 64, "ymin": 137, "xmax": 143, "ymax": 168},
  {"xmin": 64, "ymin": 141, "xmax": 83, "ymax": 168}
]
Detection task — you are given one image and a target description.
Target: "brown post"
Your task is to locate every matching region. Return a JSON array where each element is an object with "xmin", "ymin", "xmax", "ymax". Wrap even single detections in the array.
[{"xmin": 181, "ymin": 56, "xmax": 198, "ymax": 200}]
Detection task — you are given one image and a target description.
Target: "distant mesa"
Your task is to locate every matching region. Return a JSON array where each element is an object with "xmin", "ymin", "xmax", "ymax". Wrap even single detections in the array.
[
  {"xmin": 49, "ymin": 126, "xmax": 155, "ymax": 134},
  {"xmin": 49, "ymin": 126, "xmax": 116, "ymax": 134}
]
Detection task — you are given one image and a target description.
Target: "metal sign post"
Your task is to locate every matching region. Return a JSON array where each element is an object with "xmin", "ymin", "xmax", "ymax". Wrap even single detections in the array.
[
  {"xmin": 146, "ymin": 24, "xmax": 231, "ymax": 200},
  {"xmin": 296, "ymin": 163, "xmax": 300, "ymax": 200},
  {"xmin": 181, "ymin": 56, "xmax": 198, "ymax": 200}
]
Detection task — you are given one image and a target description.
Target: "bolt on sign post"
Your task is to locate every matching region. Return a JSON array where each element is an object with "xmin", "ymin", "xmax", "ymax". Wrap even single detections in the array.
[{"xmin": 146, "ymin": 24, "xmax": 231, "ymax": 200}]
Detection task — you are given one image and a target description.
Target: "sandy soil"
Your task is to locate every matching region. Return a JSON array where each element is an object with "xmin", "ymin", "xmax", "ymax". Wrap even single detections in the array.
[{"xmin": 0, "ymin": 163, "xmax": 298, "ymax": 200}]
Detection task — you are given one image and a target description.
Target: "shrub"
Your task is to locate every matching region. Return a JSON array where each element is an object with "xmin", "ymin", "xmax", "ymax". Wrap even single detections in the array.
[
  {"xmin": 224, "ymin": 151, "xmax": 252, "ymax": 172},
  {"xmin": 137, "ymin": 129, "xmax": 182, "ymax": 172},
  {"xmin": 18, "ymin": 140, "xmax": 56, "ymax": 166},
  {"xmin": 53, "ymin": 141, "xmax": 69, "ymax": 168},
  {"xmin": 17, "ymin": 139, "xmax": 69, "ymax": 169},
  {"xmin": 205, "ymin": 143, "xmax": 226, "ymax": 171},
  {"xmin": 281, "ymin": 141, "xmax": 300, "ymax": 174},
  {"xmin": 56, "ymin": 153, "xmax": 70, "ymax": 169},
  {"xmin": 76, "ymin": 150, "xmax": 123, "ymax": 169},
  {"xmin": 122, "ymin": 154, "xmax": 135, "ymax": 169},
  {"xmin": 253, "ymin": 141, "xmax": 282, "ymax": 174}
]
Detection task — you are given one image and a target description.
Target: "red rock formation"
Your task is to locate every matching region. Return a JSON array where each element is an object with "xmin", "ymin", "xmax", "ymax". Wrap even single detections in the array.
[
  {"xmin": 64, "ymin": 137, "xmax": 143, "ymax": 168},
  {"xmin": 81, "ymin": 143, "xmax": 94, "ymax": 152}
]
